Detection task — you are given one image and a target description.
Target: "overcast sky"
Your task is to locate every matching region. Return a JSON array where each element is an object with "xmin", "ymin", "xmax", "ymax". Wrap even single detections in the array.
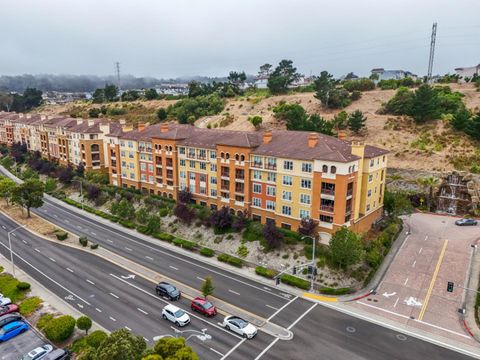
[{"xmin": 3, "ymin": 0, "xmax": 479, "ymax": 78}]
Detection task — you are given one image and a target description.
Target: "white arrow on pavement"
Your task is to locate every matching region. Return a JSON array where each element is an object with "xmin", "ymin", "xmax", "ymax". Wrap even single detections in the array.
[
  {"xmin": 121, "ymin": 274, "xmax": 136, "ymax": 280},
  {"xmin": 382, "ymin": 292, "xmax": 397, "ymax": 298}
]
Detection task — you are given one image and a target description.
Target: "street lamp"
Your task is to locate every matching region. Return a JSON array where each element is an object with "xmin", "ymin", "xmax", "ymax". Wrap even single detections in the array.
[
  {"xmin": 153, "ymin": 327, "xmax": 212, "ymax": 343},
  {"xmin": 72, "ymin": 180, "xmax": 84, "ymax": 210},
  {"xmin": 8, "ymin": 224, "xmax": 26, "ymax": 278},
  {"xmin": 301, "ymin": 235, "xmax": 316, "ymax": 291}
]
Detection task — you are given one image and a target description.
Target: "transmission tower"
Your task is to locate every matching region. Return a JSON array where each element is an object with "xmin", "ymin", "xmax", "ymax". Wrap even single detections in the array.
[
  {"xmin": 115, "ymin": 61, "xmax": 121, "ymax": 90},
  {"xmin": 427, "ymin": 22, "xmax": 437, "ymax": 84}
]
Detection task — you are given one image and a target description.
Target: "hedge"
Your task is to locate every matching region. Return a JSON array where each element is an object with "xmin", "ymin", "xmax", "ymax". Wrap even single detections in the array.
[
  {"xmin": 172, "ymin": 238, "xmax": 196, "ymax": 250},
  {"xmin": 16, "ymin": 282, "xmax": 31, "ymax": 291},
  {"xmin": 319, "ymin": 287, "xmax": 353, "ymax": 295},
  {"xmin": 90, "ymin": 243, "xmax": 99, "ymax": 250},
  {"xmin": 55, "ymin": 231, "xmax": 68, "ymax": 241},
  {"xmin": 159, "ymin": 208, "xmax": 169, "ymax": 217},
  {"xmin": 79, "ymin": 236, "xmax": 88, "ymax": 247},
  {"xmin": 217, "ymin": 253, "xmax": 244, "ymax": 268},
  {"xmin": 119, "ymin": 219, "xmax": 135, "ymax": 229},
  {"xmin": 154, "ymin": 233, "xmax": 174, "ymax": 242},
  {"xmin": 44, "ymin": 315, "xmax": 76, "ymax": 342},
  {"xmin": 280, "ymin": 274, "xmax": 310, "ymax": 290},
  {"xmin": 255, "ymin": 266, "xmax": 278, "ymax": 279},
  {"xmin": 19, "ymin": 296, "xmax": 42, "ymax": 316},
  {"xmin": 200, "ymin": 247, "xmax": 215, "ymax": 257},
  {"xmin": 86, "ymin": 330, "xmax": 108, "ymax": 349}
]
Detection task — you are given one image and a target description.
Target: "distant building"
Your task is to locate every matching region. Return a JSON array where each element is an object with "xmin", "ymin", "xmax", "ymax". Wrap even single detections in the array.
[
  {"xmin": 254, "ymin": 76, "xmax": 269, "ymax": 89},
  {"xmin": 370, "ymin": 68, "xmax": 417, "ymax": 81},
  {"xmin": 454, "ymin": 64, "xmax": 480, "ymax": 82},
  {"xmin": 253, "ymin": 75, "xmax": 313, "ymax": 89}
]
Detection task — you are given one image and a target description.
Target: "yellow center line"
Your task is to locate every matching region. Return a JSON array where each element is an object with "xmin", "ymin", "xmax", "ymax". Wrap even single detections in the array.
[{"xmin": 418, "ymin": 239, "xmax": 448, "ymax": 321}]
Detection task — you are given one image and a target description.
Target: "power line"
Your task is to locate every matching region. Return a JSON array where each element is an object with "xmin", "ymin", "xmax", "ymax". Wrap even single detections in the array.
[
  {"xmin": 427, "ymin": 22, "xmax": 437, "ymax": 83},
  {"xmin": 115, "ymin": 61, "xmax": 121, "ymax": 90}
]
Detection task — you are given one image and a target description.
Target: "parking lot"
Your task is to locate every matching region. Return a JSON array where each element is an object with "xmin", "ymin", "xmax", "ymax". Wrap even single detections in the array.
[
  {"xmin": 0, "ymin": 325, "xmax": 46, "ymax": 360},
  {"xmin": 353, "ymin": 213, "xmax": 480, "ymax": 345}
]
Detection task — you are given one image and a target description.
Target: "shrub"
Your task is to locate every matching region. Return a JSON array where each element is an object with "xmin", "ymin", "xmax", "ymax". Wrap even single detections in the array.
[
  {"xmin": 44, "ymin": 315, "xmax": 76, "ymax": 342},
  {"xmin": 0, "ymin": 266, "xmax": 3, "ymax": 273},
  {"xmin": 172, "ymin": 238, "xmax": 196, "ymax": 250},
  {"xmin": 159, "ymin": 208, "xmax": 169, "ymax": 217},
  {"xmin": 280, "ymin": 274, "xmax": 310, "ymax": 290},
  {"xmin": 217, "ymin": 253, "xmax": 244, "ymax": 268},
  {"xmin": 255, "ymin": 266, "xmax": 278, "ymax": 279},
  {"xmin": 154, "ymin": 233, "xmax": 174, "ymax": 242},
  {"xmin": 37, "ymin": 314, "xmax": 54, "ymax": 330},
  {"xmin": 16, "ymin": 282, "xmax": 31, "ymax": 291},
  {"xmin": 200, "ymin": 247, "xmax": 215, "ymax": 257},
  {"xmin": 236, "ymin": 244, "xmax": 249, "ymax": 258},
  {"xmin": 19, "ymin": 296, "xmax": 42, "ymax": 316},
  {"xmin": 55, "ymin": 231, "xmax": 68, "ymax": 241},
  {"xmin": 79, "ymin": 236, "xmax": 89, "ymax": 247},
  {"xmin": 90, "ymin": 243, "xmax": 99, "ymax": 250},
  {"xmin": 242, "ymin": 222, "xmax": 264, "ymax": 242},
  {"xmin": 366, "ymin": 247, "xmax": 383, "ymax": 269},
  {"xmin": 86, "ymin": 330, "xmax": 108, "ymax": 349},
  {"xmin": 77, "ymin": 316, "xmax": 93, "ymax": 335},
  {"xmin": 319, "ymin": 287, "xmax": 353, "ymax": 295},
  {"xmin": 119, "ymin": 219, "xmax": 135, "ymax": 228}
]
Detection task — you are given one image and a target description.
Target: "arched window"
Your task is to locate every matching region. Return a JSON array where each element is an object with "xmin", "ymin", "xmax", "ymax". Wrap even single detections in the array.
[
  {"xmin": 352, "ymin": 165, "xmax": 355, "ymax": 172},
  {"xmin": 221, "ymin": 152, "xmax": 225, "ymax": 159},
  {"xmin": 331, "ymin": 166, "xmax": 336, "ymax": 174},
  {"xmin": 240, "ymin": 154, "xmax": 245, "ymax": 162},
  {"xmin": 91, "ymin": 144, "xmax": 99, "ymax": 152},
  {"xmin": 322, "ymin": 165, "xmax": 328, "ymax": 173},
  {"xmin": 235, "ymin": 154, "xmax": 239, "ymax": 161},
  {"xmin": 226, "ymin": 153, "xmax": 230, "ymax": 160},
  {"xmin": 81, "ymin": 144, "xmax": 85, "ymax": 151}
]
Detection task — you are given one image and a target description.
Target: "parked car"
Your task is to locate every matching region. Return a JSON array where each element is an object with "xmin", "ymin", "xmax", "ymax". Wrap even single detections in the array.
[
  {"xmin": 191, "ymin": 297, "xmax": 216, "ymax": 317},
  {"xmin": 0, "ymin": 297, "xmax": 11, "ymax": 306},
  {"xmin": 0, "ymin": 320, "xmax": 29, "ymax": 342},
  {"xmin": 0, "ymin": 304, "xmax": 19, "ymax": 317},
  {"xmin": 222, "ymin": 316, "xmax": 257, "ymax": 339},
  {"xmin": 44, "ymin": 349, "xmax": 70, "ymax": 360},
  {"xmin": 0, "ymin": 312, "xmax": 22, "ymax": 328},
  {"xmin": 22, "ymin": 345, "xmax": 54, "ymax": 360},
  {"xmin": 156, "ymin": 282, "xmax": 181, "ymax": 301},
  {"xmin": 455, "ymin": 218, "xmax": 478, "ymax": 226},
  {"xmin": 162, "ymin": 304, "xmax": 190, "ymax": 327}
]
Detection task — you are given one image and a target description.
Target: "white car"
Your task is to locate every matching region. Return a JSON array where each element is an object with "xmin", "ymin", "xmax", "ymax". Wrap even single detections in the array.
[
  {"xmin": 22, "ymin": 345, "xmax": 54, "ymax": 360},
  {"xmin": 0, "ymin": 296, "xmax": 11, "ymax": 306},
  {"xmin": 162, "ymin": 304, "xmax": 190, "ymax": 327},
  {"xmin": 222, "ymin": 315, "xmax": 257, "ymax": 339}
]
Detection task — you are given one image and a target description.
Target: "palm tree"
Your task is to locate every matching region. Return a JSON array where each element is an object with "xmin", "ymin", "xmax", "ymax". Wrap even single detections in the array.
[{"xmin": 416, "ymin": 176, "xmax": 440, "ymax": 211}]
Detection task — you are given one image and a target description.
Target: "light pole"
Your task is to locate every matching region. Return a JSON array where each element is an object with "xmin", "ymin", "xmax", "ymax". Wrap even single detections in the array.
[
  {"xmin": 8, "ymin": 224, "xmax": 26, "ymax": 278},
  {"xmin": 72, "ymin": 180, "xmax": 84, "ymax": 210},
  {"xmin": 301, "ymin": 235, "xmax": 316, "ymax": 291},
  {"xmin": 153, "ymin": 327, "xmax": 211, "ymax": 343}
]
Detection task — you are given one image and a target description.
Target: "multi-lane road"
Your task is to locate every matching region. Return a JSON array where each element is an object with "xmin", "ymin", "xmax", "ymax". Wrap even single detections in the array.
[{"xmin": 0, "ymin": 174, "xmax": 477, "ymax": 358}]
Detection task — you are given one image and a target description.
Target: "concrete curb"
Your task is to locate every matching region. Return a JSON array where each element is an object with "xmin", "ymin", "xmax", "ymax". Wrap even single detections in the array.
[{"xmin": 463, "ymin": 238, "xmax": 480, "ymax": 343}]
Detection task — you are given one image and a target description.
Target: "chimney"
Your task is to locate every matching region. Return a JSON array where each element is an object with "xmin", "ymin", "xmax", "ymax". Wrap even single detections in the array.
[
  {"xmin": 138, "ymin": 122, "xmax": 146, "ymax": 132},
  {"xmin": 263, "ymin": 131, "xmax": 272, "ymax": 144},
  {"xmin": 308, "ymin": 133, "xmax": 318, "ymax": 148},
  {"xmin": 351, "ymin": 141, "xmax": 365, "ymax": 158},
  {"xmin": 119, "ymin": 119, "xmax": 126, "ymax": 125},
  {"xmin": 26, "ymin": 114, "xmax": 31, "ymax": 119},
  {"xmin": 161, "ymin": 123, "xmax": 169, "ymax": 133},
  {"xmin": 88, "ymin": 119, "xmax": 94, "ymax": 126},
  {"xmin": 40, "ymin": 115, "xmax": 46, "ymax": 120},
  {"xmin": 338, "ymin": 130, "xmax": 346, "ymax": 140},
  {"xmin": 76, "ymin": 118, "xmax": 84, "ymax": 125}
]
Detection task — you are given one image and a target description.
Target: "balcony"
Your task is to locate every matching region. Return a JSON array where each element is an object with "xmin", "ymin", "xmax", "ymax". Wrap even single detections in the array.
[
  {"xmin": 251, "ymin": 162, "xmax": 263, "ymax": 169},
  {"xmin": 265, "ymin": 164, "xmax": 277, "ymax": 171},
  {"xmin": 347, "ymin": 188, "xmax": 353, "ymax": 197},
  {"xmin": 320, "ymin": 205, "xmax": 334, "ymax": 213},
  {"xmin": 321, "ymin": 188, "xmax": 335, "ymax": 196}
]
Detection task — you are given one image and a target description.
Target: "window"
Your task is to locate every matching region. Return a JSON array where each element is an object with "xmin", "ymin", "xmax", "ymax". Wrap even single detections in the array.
[
  {"xmin": 121, "ymin": 161, "xmax": 126, "ymax": 167},
  {"xmin": 129, "ymin": 163, "xmax": 134, "ymax": 169},
  {"xmin": 128, "ymin": 152, "xmax": 134, "ymax": 159},
  {"xmin": 210, "ymin": 150, "xmax": 216, "ymax": 159},
  {"xmin": 266, "ymin": 157, "xmax": 276, "ymax": 169},
  {"xmin": 210, "ymin": 189, "xmax": 217, "ymax": 197},
  {"xmin": 149, "ymin": 175, "xmax": 154, "ymax": 183},
  {"xmin": 381, "ymin": 170, "xmax": 384, "ymax": 180},
  {"xmin": 225, "ymin": 153, "xmax": 230, "ymax": 160},
  {"xmin": 189, "ymin": 161, "xmax": 195, "ymax": 168},
  {"xmin": 367, "ymin": 204, "xmax": 371, "ymax": 211},
  {"xmin": 120, "ymin": 151, "xmax": 125, "ymax": 157},
  {"xmin": 199, "ymin": 162, "xmax": 207, "ymax": 170},
  {"xmin": 178, "ymin": 147, "xmax": 185, "ymax": 155},
  {"xmin": 130, "ymin": 173, "xmax": 135, "ymax": 179},
  {"xmin": 267, "ymin": 172, "xmax": 276, "ymax": 182},
  {"xmin": 382, "ymin": 155, "xmax": 386, "ymax": 162},
  {"xmin": 180, "ymin": 159, "xmax": 186, "ymax": 166},
  {"xmin": 282, "ymin": 190, "xmax": 292, "ymax": 201},
  {"xmin": 252, "ymin": 198, "xmax": 262, "ymax": 207},
  {"xmin": 302, "ymin": 163, "xmax": 312, "ymax": 173},
  {"xmin": 281, "ymin": 223, "xmax": 291, "ymax": 230},
  {"xmin": 199, "ymin": 149, "xmax": 206, "ymax": 159},
  {"xmin": 368, "ymin": 174, "xmax": 373, "ymax": 182},
  {"xmin": 368, "ymin": 189, "xmax": 372, "ymax": 197},
  {"xmin": 128, "ymin": 141, "xmax": 133, "ymax": 148},
  {"xmin": 330, "ymin": 166, "xmax": 337, "ymax": 174},
  {"xmin": 148, "ymin": 164, "xmax": 153, "ymax": 172},
  {"xmin": 283, "ymin": 160, "xmax": 293, "ymax": 170},
  {"xmin": 301, "ymin": 179, "xmax": 311, "ymax": 189},
  {"xmin": 266, "ymin": 185, "xmax": 276, "ymax": 196},
  {"xmin": 370, "ymin": 159, "xmax": 374, "ymax": 167},
  {"xmin": 253, "ymin": 170, "xmax": 262, "ymax": 180},
  {"xmin": 282, "ymin": 175, "xmax": 293, "ymax": 186},
  {"xmin": 210, "ymin": 164, "xmax": 217, "ymax": 172},
  {"xmin": 266, "ymin": 200, "xmax": 276, "ymax": 211},
  {"xmin": 140, "ymin": 163, "xmax": 146, "ymax": 171},
  {"xmin": 319, "ymin": 214, "xmax": 333, "ymax": 223},
  {"xmin": 210, "ymin": 177, "xmax": 217, "ymax": 184},
  {"xmin": 179, "ymin": 171, "xmax": 186, "ymax": 179},
  {"xmin": 189, "ymin": 173, "xmax": 196, "ymax": 181},
  {"xmin": 300, "ymin": 194, "xmax": 311, "ymax": 204},
  {"xmin": 253, "ymin": 184, "xmax": 262, "ymax": 193},
  {"xmin": 253, "ymin": 155, "xmax": 262, "ymax": 167},
  {"xmin": 322, "ymin": 165, "xmax": 328, "ymax": 173},
  {"xmin": 282, "ymin": 206, "xmax": 292, "ymax": 216},
  {"xmin": 300, "ymin": 210, "xmax": 310, "ymax": 219}
]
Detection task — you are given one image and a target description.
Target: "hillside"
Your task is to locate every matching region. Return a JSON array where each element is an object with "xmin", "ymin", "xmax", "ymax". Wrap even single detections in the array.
[{"xmin": 38, "ymin": 83, "xmax": 480, "ymax": 172}]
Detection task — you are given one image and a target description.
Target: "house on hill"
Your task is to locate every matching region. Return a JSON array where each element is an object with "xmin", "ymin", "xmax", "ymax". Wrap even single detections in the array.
[
  {"xmin": 454, "ymin": 64, "xmax": 480, "ymax": 82},
  {"xmin": 371, "ymin": 68, "xmax": 417, "ymax": 81}
]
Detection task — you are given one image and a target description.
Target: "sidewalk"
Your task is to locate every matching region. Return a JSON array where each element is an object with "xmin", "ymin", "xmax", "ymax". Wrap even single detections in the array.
[{"xmin": 463, "ymin": 240, "xmax": 480, "ymax": 342}]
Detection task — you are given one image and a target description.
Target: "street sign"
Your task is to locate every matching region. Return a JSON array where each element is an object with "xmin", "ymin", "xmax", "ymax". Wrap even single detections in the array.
[{"xmin": 447, "ymin": 281, "xmax": 454, "ymax": 292}]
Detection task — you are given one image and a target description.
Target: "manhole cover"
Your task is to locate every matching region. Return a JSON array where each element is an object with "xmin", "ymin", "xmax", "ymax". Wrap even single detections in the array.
[
  {"xmin": 346, "ymin": 326, "xmax": 356, "ymax": 333},
  {"xmin": 396, "ymin": 334, "xmax": 407, "ymax": 341}
]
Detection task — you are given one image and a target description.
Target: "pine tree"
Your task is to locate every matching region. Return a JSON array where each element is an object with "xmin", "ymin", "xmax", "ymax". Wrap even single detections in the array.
[
  {"xmin": 201, "ymin": 276, "xmax": 214, "ymax": 298},
  {"xmin": 347, "ymin": 110, "xmax": 367, "ymax": 133}
]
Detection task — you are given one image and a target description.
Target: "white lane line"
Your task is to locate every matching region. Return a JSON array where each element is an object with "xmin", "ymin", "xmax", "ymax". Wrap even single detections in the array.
[
  {"xmin": 263, "ymin": 287, "xmax": 271, "ymax": 291},
  {"xmin": 125, "ymin": 326, "xmax": 132, "ymax": 331},
  {"xmin": 52, "ymin": 214, "xmax": 58, "ymax": 218},
  {"xmin": 125, "ymin": 247, "xmax": 132, "ymax": 251},
  {"xmin": 77, "ymin": 303, "xmax": 84, "ymax": 309},
  {"xmin": 255, "ymin": 303, "xmax": 318, "ymax": 360},
  {"xmin": 109, "ymin": 292, "xmax": 119, "ymax": 299},
  {"xmin": 34, "ymin": 248, "xmax": 41, "ymax": 253},
  {"xmin": 220, "ymin": 339, "xmax": 246, "ymax": 360},
  {"xmin": 107, "ymin": 239, "xmax": 113, "ymax": 243},
  {"xmin": 66, "ymin": 268, "xmax": 74, "ymax": 273},
  {"xmin": 393, "ymin": 298, "xmax": 399, "ymax": 308},
  {"xmin": 265, "ymin": 304, "xmax": 279, "ymax": 311},
  {"xmin": 143, "ymin": 337, "xmax": 149, "ymax": 342},
  {"xmin": 404, "ymin": 277, "xmax": 409, "ymax": 286},
  {"xmin": 196, "ymin": 276, "xmax": 205, "ymax": 282},
  {"xmin": 11, "ymin": 233, "xmax": 16, "ymax": 237},
  {"xmin": 96, "ymin": 308, "xmax": 102, "ymax": 313},
  {"xmin": 424, "ymin": 235, "xmax": 428, "ymax": 241},
  {"xmin": 210, "ymin": 348, "xmax": 225, "ymax": 357},
  {"xmin": 228, "ymin": 289, "xmax": 240, "ymax": 296},
  {"xmin": 169, "ymin": 265, "xmax": 179, "ymax": 271},
  {"xmin": 1, "ymin": 225, "xmax": 6, "ymax": 230},
  {"xmin": 109, "ymin": 316, "xmax": 116, "ymax": 322},
  {"xmin": 91, "ymin": 232, "xmax": 96, "ymax": 236},
  {"xmin": 418, "ymin": 247, "xmax": 423, "ymax": 254},
  {"xmin": 86, "ymin": 279, "xmax": 95, "ymax": 285},
  {"xmin": 49, "ymin": 257, "xmax": 56, "ymax": 262},
  {"xmin": 64, "ymin": 220, "xmax": 69, "ymax": 223},
  {"xmin": 145, "ymin": 256, "xmax": 154, "ymax": 260},
  {"xmin": 266, "ymin": 296, "xmax": 298, "ymax": 321},
  {"xmin": 76, "ymin": 225, "xmax": 82, "ymax": 229},
  {"xmin": 412, "ymin": 260, "xmax": 416, "ymax": 268},
  {"xmin": 22, "ymin": 240, "xmax": 27, "ymax": 244},
  {"xmin": 137, "ymin": 307, "xmax": 148, "ymax": 315}
]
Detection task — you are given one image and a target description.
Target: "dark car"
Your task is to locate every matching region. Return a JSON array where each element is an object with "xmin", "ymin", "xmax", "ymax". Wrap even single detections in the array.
[
  {"xmin": 44, "ymin": 349, "xmax": 71, "ymax": 360},
  {"xmin": 0, "ymin": 304, "xmax": 19, "ymax": 317},
  {"xmin": 191, "ymin": 297, "xmax": 217, "ymax": 317},
  {"xmin": 156, "ymin": 282, "xmax": 181, "ymax": 301},
  {"xmin": 455, "ymin": 218, "xmax": 478, "ymax": 226},
  {"xmin": 0, "ymin": 312, "xmax": 22, "ymax": 328}
]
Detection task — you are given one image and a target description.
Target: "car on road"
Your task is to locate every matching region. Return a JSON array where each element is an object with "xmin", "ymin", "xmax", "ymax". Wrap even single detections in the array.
[
  {"xmin": 0, "ymin": 296, "xmax": 12, "ymax": 306},
  {"xmin": 455, "ymin": 218, "xmax": 478, "ymax": 226},
  {"xmin": 0, "ymin": 304, "xmax": 19, "ymax": 317},
  {"xmin": 0, "ymin": 312, "xmax": 22, "ymax": 328},
  {"xmin": 156, "ymin": 282, "xmax": 181, "ymax": 301},
  {"xmin": 162, "ymin": 304, "xmax": 190, "ymax": 327},
  {"xmin": 44, "ymin": 349, "xmax": 71, "ymax": 360},
  {"xmin": 222, "ymin": 315, "xmax": 257, "ymax": 339},
  {"xmin": 22, "ymin": 344, "xmax": 54, "ymax": 360},
  {"xmin": 0, "ymin": 320, "xmax": 29, "ymax": 342},
  {"xmin": 191, "ymin": 297, "xmax": 217, "ymax": 317}
]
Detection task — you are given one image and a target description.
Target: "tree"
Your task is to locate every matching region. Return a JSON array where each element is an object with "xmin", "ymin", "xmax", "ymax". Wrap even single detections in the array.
[
  {"xmin": 43, "ymin": 315, "xmax": 76, "ymax": 342},
  {"xmin": 416, "ymin": 176, "xmax": 440, "ymax": 211},
  {"xmin": 88, "ymin": 108, "xmax": 101, "ymax": 118},
  {"xmin": 383, "ymin": 87, "xmax": 414, "ymax": 115},
  {"xmin": 410, "ymin": 84, "xmax": 439, "ymax": 123},
  {"xmin": 174, "ymin": 203, "xmax": 196, "ymax": 225},
  {"xmin": 332, "ymin": 111, "xmax": 348, "ymax": 131},
  {"xmin": 11, "ymin": 179, "xmax": 44, "ymax": 217},
  {"xmin": 95, "ymin": 329, "xmax": 147, "ymax": 360},
  {"xmin": 0, "ymin": 92, "xmax": 13, "ymax": 112},
  {"xmin": 248, "ymin": 115, "xmax": 263, "ymax": 129},
  {"xmin": 258, "ymin": 63, "xmax": 273, "ymax": 77},
  {"xmin": 227, "ymin": 71, "xmax": 247, "ymax": 88},
  {"xmin": 298, "ymin": 218, "xmax": 318, "ymax": 237},
  {"xmin": 104, "ymin": 84, "xmax": 119, "ymax": 102},
  {"xmin": 329, "ymin": 227, "xmax": 364, "ymax": 269},
  {"xmin": 178, "ymin": 189, "xmax": 192, "ymax": 204},
  {"xmin": 76, "ymin": 163, "xmax": 85, "ymax": 177},
  {"xmin": 262, "ymin": 222, "xmax": 283, "ymax": 250},
  {"xmin": 465, "ymin": 112, "xmax": 480, "ymax": 140},
  {"xmin": 57, "ymin": 165, "xmax": 75, "ymax": 184},
  {"xmin": 152, "ymin": 337, "xmax": 199, "ymax": 360},
  {"xmin": 267, "ymin": 60, "xmax": 299, "ymax": 94},
  {"xmin": 77, "ymin": 316, "xmax": 92, "ymax": 335},
  {"xmin": 157, "ymin": 108, "xmax": 168, "ymax": 121},
  {"xmin": 121, "ymin": 90, "xmax": 141, "ymax": 102},
  {"xmin": 347, "ymin": 110, "xmax": 367, "ymax": 133},
  {"xmin": 314, "ymin": 71, "xmax": 335, "ymax": 108},
  {"xmin": 272, "ymin": 103, "xmax": 334, "ymax": 135},
  {"xmin": 201, "ymin": 276, "xmax": 214, "ymax": 298},
  {"xmin": 0, "ymin": 177, "xmax": 16, "ymax": 205},
  {"xmin": 383, "ymin": 189, "xmax": 413, "ymax": 218},
  {"xmin": 232, "ymin": 211, "xmax": 247, "ymax": 231},
  {"xmin": 209, "ymin": 207, "xmax": 232, "ymax": 231},
  {"xmin": 92, "ymin": 88, "xmax": 105, "ymax": 103},
  {"xmin": 87, "ymin": 184, "xmax": 101, "ymax": 200},
  {"xmin": 451, "ymin": 108, "xmax": 471, "ymax": 131},
  {"xmin": 22, "ymin": 88, "xmax": 43, "ymax": 110},
  {"xmin": 145, "ymin": 88, "xmax": 159, "ymax": 100},
  {"xmin": 110, "ymin": 199, "xmax": 136, "ymax": 220}
]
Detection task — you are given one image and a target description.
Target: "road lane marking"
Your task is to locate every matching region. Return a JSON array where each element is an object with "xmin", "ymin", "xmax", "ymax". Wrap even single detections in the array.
[
  {"xmin": 267, "ymin": 296, "xmax": 298, "ymax": 321},
  {"xmin": 143, "ymin": 337, "xmax": 149, "ymax": 342},
  {"xmin": 66, "ymin": 268, "xmax": 74, "ymax": 273},
  {"xmin": 393, "ymin": 298, "xmax": 399, "ymax": 308},
  {"xmin": 1, "ymin": 225, "xmax": 6, "ymax": 230},
  {"xmin": 22, "ymin": 240, "xmax": 27, "ymax": 244},
  {"xmin": 265, "ymin": 304, "xmax": 278, "ymax": 310},
  {"xmin": 107, "ymin": 239, "xmax": 113, "ymax": 243},
  {"xmin": 418, "ymin": 239, "xmax": 448, "ymax": 321},
  {"xmin": 404, "ymin": 277, "xmax": 409, "ymax": 286},
  {"xmin": 76, "ymin": 226, "xmax": 82, "ymax": 229},
  {"xmin": 412, "ymin": 260, "xmax": 416, "ymax": 268},
  {"xmin": 210, "ymin": 348, "xmax": 224, "ymax": 357},
  {"xmin": 91, "ymin": 232, "xmax": 96, "ymax": 236},
  {"xmin": 419, "ymin": 247, "xmax": 423, "ymax": 254},
  {"xmin": 77, "ymin": 304, "xmax": 84, "ymax": 309},
  {"xmin": 137, "ymin": 307, "xmax": 148, "ymax": 315},
  {"xmin": 49, "ymin": 257, "xmax": 56, "ymax": 262},
  {"xmin": 145, "ymin": 256, "xmax": 153, "ymax": 260},
  {"xmin": 52, "ymin": 214, "xmax": 58, "ymax": 218},
  {"xmin": 109, "ymin": 292, "xmax": 119, "ymax": 299},
  {"xmin": 125, "ymin": 247, "xmax": 132, "ymax": 251},
  {"xmin": 125, "ymin": 326, "xmax": 131, "ymax": 331},
  {"xmin": 424, "ymin": 235, "xmax": 428, "ymax": 241},
  {"xmin": 303, "ymin": 293, "xmax": 338, "ymax": 302},
  {"xmin": 196, "ymin": 276, "xmax": 205, "ymax": 281},
  {"xmin": 220, "ymin": 339, "xmax": 246, "ymax": 360},
  {"xmin": 34, "ymin": 248, "xmax": 41, "ymax": 253},
  {"xmin": 109, "ymin": 316, "xmax": 116, "ymax": 322},
  {"xmin": 228, "ymin": 289, "xmax": 240, "ymax": 296},
  {"xmin": 96, "ymin": 308, "xmax": 102, "ymax": 313},
  {"xmin": 169, "ymin": 265, "xmax": 179, "ymax": 270},
  {"xmin": 86, "ymin": 279, "xmax": 95, "ymax": 285},
  {"xmin": 11, "ymin": 233, "xmax": 16, "ymax": 237},
  {"xmin": 64, "ymin": 220, "xmax": 69, "ymax": 223}
]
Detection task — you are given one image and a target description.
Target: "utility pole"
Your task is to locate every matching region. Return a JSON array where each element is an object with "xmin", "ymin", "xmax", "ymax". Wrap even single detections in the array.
[
  {"xmin": 115, "ymin": 61, "xmax": 121, "ymax": 91},
  {"xmin": 427, "ymin": 22, "xmax": 437, "ymax": 84}
]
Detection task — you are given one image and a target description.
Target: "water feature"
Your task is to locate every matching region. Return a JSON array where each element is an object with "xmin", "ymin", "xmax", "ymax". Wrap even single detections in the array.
[{"xmin": 436, "ymin": 172, "xmax": 473, "ymax": 215}]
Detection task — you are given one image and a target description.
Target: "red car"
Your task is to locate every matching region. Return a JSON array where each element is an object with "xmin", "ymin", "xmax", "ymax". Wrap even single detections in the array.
[
  {"xmin": 191, "ymin": 297, "xmax": 216, "ymax": 317},
  {"xmin": 0, "ymin": 304, "xmax": 18, "ymax": 317}
]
